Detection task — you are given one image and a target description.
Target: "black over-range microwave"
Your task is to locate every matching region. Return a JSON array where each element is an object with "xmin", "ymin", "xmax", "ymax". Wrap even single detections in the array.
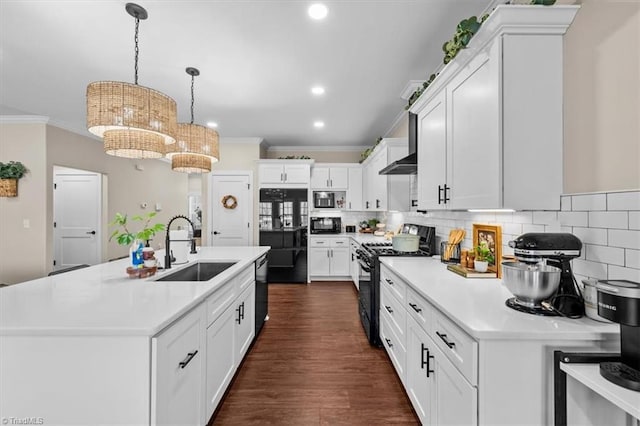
[{"xmin": 310, "ymin": 217, "xmax": 342, "ymax": 234}]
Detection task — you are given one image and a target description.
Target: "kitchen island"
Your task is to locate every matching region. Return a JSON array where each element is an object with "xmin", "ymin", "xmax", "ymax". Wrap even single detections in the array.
[
  {"xmin": 379, "ymin": 256, "xmax": 625, "ymax": 425},
  {"xmin": 0, "ymin": 246, "xmax": 269, "ymax": 425}
]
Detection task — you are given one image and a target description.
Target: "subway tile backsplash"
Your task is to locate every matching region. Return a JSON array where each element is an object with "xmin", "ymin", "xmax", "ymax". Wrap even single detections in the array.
[{"xmin": 395, "ymin": 189, "xmax": 640, "ymax": 283}]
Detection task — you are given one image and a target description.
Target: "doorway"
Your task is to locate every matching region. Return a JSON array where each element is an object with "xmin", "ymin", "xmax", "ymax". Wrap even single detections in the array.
[
  {"xmin": 53, "ymin": 166, "xmax": 102, "ymax": 270},
  {"xmin": 209, "ymin": 171, "xmax": 253, "ymax": 246}
]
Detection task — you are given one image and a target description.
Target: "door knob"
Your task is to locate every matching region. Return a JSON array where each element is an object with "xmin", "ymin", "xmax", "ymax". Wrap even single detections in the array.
[{"xmin": 86, "ymin": 231, "xmax": 96, "ymax": 235}]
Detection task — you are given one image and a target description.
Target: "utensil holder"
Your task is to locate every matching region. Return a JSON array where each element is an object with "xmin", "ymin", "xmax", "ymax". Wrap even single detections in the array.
[{"xmin": 440, "ymin": 242, "xmax": 461, "ymax": 264}]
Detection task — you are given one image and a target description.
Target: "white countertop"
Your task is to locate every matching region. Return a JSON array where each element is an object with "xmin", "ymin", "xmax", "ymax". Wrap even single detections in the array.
[
  {"xmin": 309, "ymin": 232, "xmax": 389, "ymax": 244},
  {"xmin": 561, "ymin": 363, "xmax": 640, "ymax": 419},
  {"xmin": 380, "ymin": 257, "xmax": 619, "ymax": 341},
  {"xmin": 0, "ymin": 246, "xmax": 269, "ymax": 337}
]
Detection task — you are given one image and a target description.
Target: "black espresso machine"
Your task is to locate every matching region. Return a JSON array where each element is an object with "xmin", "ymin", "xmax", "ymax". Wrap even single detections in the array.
[
  {"xmin": 596, "ymin": 279, "xmax": 640, "ymax": 391},
  {"xmin": 507, "ymin": 233, "xmax": 585, "ymax": 317}
]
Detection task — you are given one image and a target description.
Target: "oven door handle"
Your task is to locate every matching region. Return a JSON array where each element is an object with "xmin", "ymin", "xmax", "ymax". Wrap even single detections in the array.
[{"xmin": 358, "ymin": 261, "xmax": 371, "ymax": 273}]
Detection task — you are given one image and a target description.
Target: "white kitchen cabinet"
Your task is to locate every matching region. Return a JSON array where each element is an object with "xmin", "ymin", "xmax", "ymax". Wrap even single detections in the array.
[
  {"xmin": 309, "ymin": 237, "xmax": 350, "ymax": 278},
  {"xmin": 311, "ymin": 166, "xmax": 349, "ymax": 189},
  {"xmin": 234, "ymin": 282, "xmax": 256, "ymax": 361},
  {"xmin": 346, "ymin": 167, "xmax": 363, "ymax": 211},
  {"xmin": 405, "ymin": 315, "xmax": 477, "ymax": 426},
  {"xmin": 380, "ymin": 263, "xmax": 478, "ymax": 426},
  {"xmin": 152, "ymin": 305, "xmax": 206, "ymax": 426},
  {"xmin": 258, "ymin": 161, "xmax": 312, "ymax": 187},
  {"xmin": 349, "ymin": 240, "xmax": 360, "ymax": 289},
  {"xmin": 412, "ymin": 6, "xmax": 577, "ymax": 211},
  {"xmin": 362, "ymin": 139, "xmax": 410, "ymax": 212},
  {"xmin": 205, "ymin": 303, "xmax": 236, "ymax": 416}
]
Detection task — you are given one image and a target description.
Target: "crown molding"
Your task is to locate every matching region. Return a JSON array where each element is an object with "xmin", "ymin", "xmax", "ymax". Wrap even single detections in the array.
[
  {"xmin": 400, "ymin": 80, "xmax": 424, "ymax": 101},
  {"xmin": 268, "ymin": 145, "xmax": 364, "ymax": 153},
  {"xmin": 0, "ymin": 115, "xmax": 50, "ymax": 124},
  {"xmin": 220, "ymin": 137, "xmax": 264, "ymax": 145}
]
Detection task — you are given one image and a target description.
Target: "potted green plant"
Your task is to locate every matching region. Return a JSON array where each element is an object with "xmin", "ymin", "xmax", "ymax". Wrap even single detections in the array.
[
  {"xmin": 474, "ymin": 241, "xmax": 495, "ymax": 272},
  {"xmin": 0, "ymin": 161, "xmax": 28, "ymax": 197},
  {"xmin": 109, "ymin": 212, "xmax": 165, "ymax": 270}
]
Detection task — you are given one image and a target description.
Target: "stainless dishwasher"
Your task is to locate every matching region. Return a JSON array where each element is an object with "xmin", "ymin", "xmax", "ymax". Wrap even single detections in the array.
[{"xmin": 255, "ymin": 254, "xmax": 268, "ymax": 336}]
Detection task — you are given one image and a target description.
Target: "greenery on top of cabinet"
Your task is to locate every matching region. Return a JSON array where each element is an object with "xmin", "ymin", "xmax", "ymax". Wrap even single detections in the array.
[{"xmin": 405, "ymin": 0, "xmax": 557, "ymax": 110}]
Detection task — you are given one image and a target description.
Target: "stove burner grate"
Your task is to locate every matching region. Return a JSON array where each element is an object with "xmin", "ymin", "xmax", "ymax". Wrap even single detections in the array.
[{"xmin": 505, "ymin": 297, "xmax": 558, "ymax": 316}]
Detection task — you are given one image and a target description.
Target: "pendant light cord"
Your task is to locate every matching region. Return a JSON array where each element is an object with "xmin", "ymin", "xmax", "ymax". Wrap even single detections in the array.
[
  {"xmin": 190, "ymin": 74, "xmax": 195, "ymax": 124},
  {"xmin": 134, "ymin": 17, "xmax": 140, "ymax": 85}
]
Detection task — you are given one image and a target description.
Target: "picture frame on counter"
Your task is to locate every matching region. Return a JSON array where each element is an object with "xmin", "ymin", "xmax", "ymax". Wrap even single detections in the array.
[{"xmin": 472, "ymin": 223, "xmax": 502, "ymax": 278}]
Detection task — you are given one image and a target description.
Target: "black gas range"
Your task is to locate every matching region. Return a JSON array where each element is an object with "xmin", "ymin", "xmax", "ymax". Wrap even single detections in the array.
[{"xmin": 356, "ymin": 224, "xmax": 435, "ymax": 346}]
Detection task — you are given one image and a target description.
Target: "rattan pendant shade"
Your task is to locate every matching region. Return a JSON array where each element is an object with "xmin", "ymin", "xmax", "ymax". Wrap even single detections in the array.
[
  {"xmin": 86, "ymin": 3, "xmax": 177, "ymax": 159},
  {"xmin": 166, "ymin": 67, "xmax": 220, "ymax": 173}
]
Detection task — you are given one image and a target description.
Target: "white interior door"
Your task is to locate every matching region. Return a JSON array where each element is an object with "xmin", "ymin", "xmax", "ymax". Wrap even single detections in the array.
[
  {"xmin": 53, "ymin": 166, "xmax": 102, "ymax": 270},
  {"xmin": 209, "ymin": 172, "xmax": 252, "ymax": 246}
]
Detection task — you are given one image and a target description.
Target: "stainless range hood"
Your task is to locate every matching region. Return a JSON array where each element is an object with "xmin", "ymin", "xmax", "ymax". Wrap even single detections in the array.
[{"xmin": 379, "ymin": 112, "xmax": 418, "ymax": 175}]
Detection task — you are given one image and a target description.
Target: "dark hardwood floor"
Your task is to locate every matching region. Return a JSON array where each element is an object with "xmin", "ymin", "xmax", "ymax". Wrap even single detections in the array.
[{"xmin": 211, "ymin": 281, "xmax": 419, "ymax": 425}]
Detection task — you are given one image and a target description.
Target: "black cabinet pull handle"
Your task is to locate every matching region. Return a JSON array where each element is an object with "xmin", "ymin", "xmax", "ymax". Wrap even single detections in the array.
[
  {"xmin": 376, "ymin": 199, "xmax": 381, "ymax": 208},
  {"xmin": 236, "ymin": 306, "xmax": 242, "ymax": 324},
  {"xmin": 385, "ymin": 338, "xmax": 393, "ymax": 348},
  {"xmin": 411, "ymin": 199, "xmax": 418, "ymax": 207},
  {"xmin": 409, "ymin": 303, "xmax": 422, "ymax": 313},
  {"xmin": 385, "ymin": 305, "xmax": 393, "ymax": 314},
  {"xmin": 366, "ymin": 201, "xmax": 370, "ymax": 209},
  {"xmin": 444, "ymin": 184, "xmax": 451, "ymax": 203},
  {"xmin": 421, "ymin": 344, "xmax": 434, "ymax": 377},
  {"xmin": 436, "ymin": 331, "xmax": 455, "ymax": 348},
  {"xmin": 351, "ymin": 253, "xmax": 355, "ymax": 261},
  {"xmin": 240, "ymin": 301, "xmax": 245, "ymax": 320},
  {"xmin": 438, "ymin": 185, "xmax": 443, "ymax": 204},
  {"xmin": 179, "ymin": 350, "xmax": 198, "ymax": 369},
  {"xmin": 385, "ymin": 278, "xmax": 393, "ymax": 286},
  {"xmin": 86, "ymin": 230, "xmax": 96, "ymax": 235}
]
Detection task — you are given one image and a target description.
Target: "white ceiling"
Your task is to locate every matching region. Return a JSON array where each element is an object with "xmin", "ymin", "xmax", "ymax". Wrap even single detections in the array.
[{"xmin": 0, "ymin": 0, "xmax": 495, "ymax": 148}]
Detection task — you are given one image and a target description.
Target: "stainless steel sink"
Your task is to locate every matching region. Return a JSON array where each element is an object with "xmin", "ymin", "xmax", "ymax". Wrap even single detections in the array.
[{"xmin": 155, "ymin": 261, "xmax": 236, "ymax": 282}]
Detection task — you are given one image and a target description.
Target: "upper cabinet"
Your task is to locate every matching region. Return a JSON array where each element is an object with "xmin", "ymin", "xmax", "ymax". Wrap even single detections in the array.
[
  {"xmin": 412, "ymin": 5, "xmax": 580, "ymax": 211},
  {"xmin": 311, "ymin": 166, "xmax": 349, "ymax": 190},
  {"xmin": 362, "ymin": 138, "xmax": 411, "ymax": 212},
  {"xmin": 258, "ymin": 160, "xmax": 314, "ymax": 188}
]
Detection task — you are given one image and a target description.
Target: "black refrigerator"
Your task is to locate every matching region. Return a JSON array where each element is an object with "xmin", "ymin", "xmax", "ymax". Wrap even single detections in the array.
[{"xmin": 259, "ymin": 188, "xmax": 308, "ymax": 283}]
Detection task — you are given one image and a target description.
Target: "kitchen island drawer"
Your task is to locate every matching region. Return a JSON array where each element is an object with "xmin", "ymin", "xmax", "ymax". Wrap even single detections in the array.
[
  {"xmin": 380, "ymin": 265, "xmax": 407, "ymax": 304},
  {"xmin": 431, "ymin": 308, "xmax": 478, "ymax": 385}
]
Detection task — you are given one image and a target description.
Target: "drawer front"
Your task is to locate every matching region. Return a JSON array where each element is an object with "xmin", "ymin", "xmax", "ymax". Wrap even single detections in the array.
[
  {"xmin": 406, "ymin": 285, "xmax": 432, "ymax": 333},
  {"xmin": 380, "ymin": 284, "xmax": 406, "ymax": 344},
  {"xmin": 380, "ymin": 265, "xmax": 407, "ymax": 304},
  {"xmin": 330, "ymin": 237, "xmax": 349, "ymax": 248},
  {"xmin": 380, "ymin": 310, "xmax": 406, "ymax": 384},
  {"xmin": 206, "ymin": 282, "xmax": 237, "ymax": 327},
  {"xmin": 431, "ymin": 309, "xmax": 478, "ymax": 385},
  {"xmin": 309, "ymin": 237, "xmax": 331, "ymax": 247},
  {"xmin": 236, "ymin": 266, "xmax": 255, "ymax": 291}
]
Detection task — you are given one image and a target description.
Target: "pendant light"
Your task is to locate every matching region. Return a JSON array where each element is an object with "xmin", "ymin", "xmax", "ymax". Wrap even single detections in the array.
[
  {"xmin": 166, "ymin": 67, "xmax": 220, "ymax": 173},
  {"xmin": 86, "ymin": 3, "xmax": 177, "ymax": 158}
]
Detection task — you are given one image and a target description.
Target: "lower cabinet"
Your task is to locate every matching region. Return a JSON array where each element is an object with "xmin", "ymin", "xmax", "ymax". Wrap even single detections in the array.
[
  {"xmin": 152, "ymin": 304, "xmax": 206, "ymax": 426},
  {"xmin": 309, "ymin": 237, "xmax": 350, "ymax": 278},
  {"xmin": 153, "ymin": 266, "xmax": 257, "ymax": 426},
  {"xmin": 406, "ymin": 315, "xmax": 477, "ymax": 426},
  {"xmin": 380, "ymin": 264, "xmax": 478, "ymax": 426},
  {"xmin": 205, "ymin": 303, "xmax": 236, "ymax": 416}
]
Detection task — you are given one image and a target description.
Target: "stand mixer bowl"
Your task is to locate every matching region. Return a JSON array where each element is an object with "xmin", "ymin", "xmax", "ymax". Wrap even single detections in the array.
[{"xmin": 502, "ymin": 261, "xmax": 562, "ymax": 306}]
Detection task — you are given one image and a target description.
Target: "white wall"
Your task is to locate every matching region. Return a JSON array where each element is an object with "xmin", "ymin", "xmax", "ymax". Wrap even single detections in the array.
[{"xmin": 0, "ymin": 121, "xmax": 189, "ymax": 284}]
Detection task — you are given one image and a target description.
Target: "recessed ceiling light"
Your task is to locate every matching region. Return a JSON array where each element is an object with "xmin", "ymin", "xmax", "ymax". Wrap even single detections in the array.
[
  {"xmin": 308, "ymin": 4, "xmax": 328, "ymax": 20},
  {"xmin": 206, "ymin": 122, "xmax": 218, "ymax": 128},
  {"xmin": 311, "ymin": 86, "xmax": 325, "ymax": 95},
  {"xmin": 314, "ymin": 121, "xmax": 325, "ymax": 128}
]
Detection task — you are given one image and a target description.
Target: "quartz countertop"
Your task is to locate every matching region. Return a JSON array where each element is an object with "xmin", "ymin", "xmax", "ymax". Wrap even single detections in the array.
[
  {"xmin": 0, "ymin": 246, "xmax": 269, "ymax": 337},
  {"xmin": 309, "ymin": 232, "xmax": 389, "ymax": 244},
  {"xmin": 380, "ymin": 257, "xmax": 619, "ymax": 341}
]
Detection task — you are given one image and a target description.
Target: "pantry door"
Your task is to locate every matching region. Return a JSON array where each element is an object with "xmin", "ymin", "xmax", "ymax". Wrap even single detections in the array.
[
  {"xmin": 53, "ymin": 166, "xmax": 102, "ymax": 270},
  {"xmin": 209, "ymin": 172, "xmax": 252, "ymax": 246}
]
